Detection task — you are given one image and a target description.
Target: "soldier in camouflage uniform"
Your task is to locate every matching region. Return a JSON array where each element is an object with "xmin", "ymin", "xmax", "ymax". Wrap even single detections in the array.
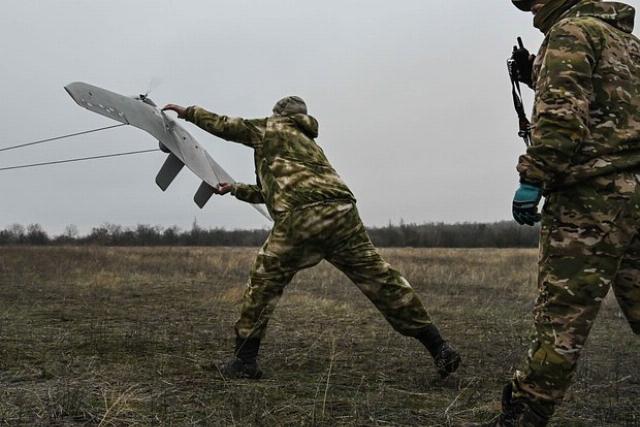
[
  {"xmin": 485, "ymin": 0, "xmax": 640, "ymax": 425},
  {"xmin": 162, "ymin": 97, "xmax": 461, "ymax": 379}
]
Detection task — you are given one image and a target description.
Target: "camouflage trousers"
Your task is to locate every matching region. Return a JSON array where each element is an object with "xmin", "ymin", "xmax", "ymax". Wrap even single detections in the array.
[
  {"xmin": 235, "ymin": 201, "xmax": 433, "ymax": 340},
  {"xmin": 513, "ymin": 171, "xmax": 640, "ymax": 418}
]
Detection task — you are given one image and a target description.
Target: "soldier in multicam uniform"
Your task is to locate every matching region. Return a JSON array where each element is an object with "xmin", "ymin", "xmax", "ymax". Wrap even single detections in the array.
[
  {"xmin": 484, "ymin": 0, "xmax": 640, "ymax": 425},
  {"xmin": 162, "ymin": 97, "xmax": 461, "ymax": 379}
]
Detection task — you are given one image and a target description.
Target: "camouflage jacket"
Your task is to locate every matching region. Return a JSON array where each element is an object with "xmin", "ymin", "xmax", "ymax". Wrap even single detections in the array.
[
  {"xmin": 518, "ymin": 1, "xmax": 640, "ymax": 190},
  {"xmin": 184, "ymin": 107, "xmax": 356, "ymax": 218}
]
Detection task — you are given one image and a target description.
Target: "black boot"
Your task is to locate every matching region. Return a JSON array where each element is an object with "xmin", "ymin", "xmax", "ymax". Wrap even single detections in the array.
[
  {"xmin": 480, "ymin": 383, "xmax": 549, "ymax": 427},
  {"xmin": 220, "ymin": 336, "xmax": 263, "ymax": 380},
  {"xmin": 416, "ymin": 325, "xmax": 461, "ymax": 378}
]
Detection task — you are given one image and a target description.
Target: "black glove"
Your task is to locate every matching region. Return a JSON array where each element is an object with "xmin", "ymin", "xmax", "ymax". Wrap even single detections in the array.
[{"xmin": 511, "ymin": 41, "xmax": 535, "ymax": 87}]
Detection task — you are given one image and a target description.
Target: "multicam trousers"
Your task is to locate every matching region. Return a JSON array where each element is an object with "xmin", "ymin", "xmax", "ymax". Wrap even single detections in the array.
[
  {"xmin": 234, "ymin": 201, "xmax": 433, "ymax": 339},
  {"xmin": 513, "ymin": 171, "xmax": 640, "ymax": 418}
]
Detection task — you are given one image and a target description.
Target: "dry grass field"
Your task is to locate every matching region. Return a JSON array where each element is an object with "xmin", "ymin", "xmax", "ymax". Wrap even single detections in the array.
[{"xmin": 0, "ymin": 246, "xmax": 638, "ymax": 426}]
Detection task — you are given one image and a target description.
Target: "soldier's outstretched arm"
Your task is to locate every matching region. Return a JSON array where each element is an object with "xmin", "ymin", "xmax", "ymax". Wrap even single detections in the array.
[
  {"xmin": 232, "ymin": 183, "xmax": 265, "ymax": 204},
  {"xmin": 208, "ymin": 182, "xmax": 265, "ymax": 204},
  {"xmin": 516, "ymin": 21, "xmax": 596, "ymax": 188},
  {"xmin": 162, "ymin": 104, "xmax": 266, "ymax": 148}
]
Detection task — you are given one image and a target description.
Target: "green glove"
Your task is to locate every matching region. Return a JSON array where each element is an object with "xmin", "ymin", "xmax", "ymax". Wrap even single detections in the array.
[{"xmin": 512, "ymin": 183, "xmax": 542, "ymax": 226}]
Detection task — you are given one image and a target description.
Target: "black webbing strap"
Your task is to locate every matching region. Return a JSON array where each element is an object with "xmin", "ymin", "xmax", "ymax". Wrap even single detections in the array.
[{"xmin": 507, "ymin": 55, "xmax": 532, "ymax": 147}]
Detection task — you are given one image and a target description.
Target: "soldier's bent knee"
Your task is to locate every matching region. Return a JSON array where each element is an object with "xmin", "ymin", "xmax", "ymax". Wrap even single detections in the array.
[{"xmin": 528, "ymin": 341, "xmax": 576, "ymax": 386}]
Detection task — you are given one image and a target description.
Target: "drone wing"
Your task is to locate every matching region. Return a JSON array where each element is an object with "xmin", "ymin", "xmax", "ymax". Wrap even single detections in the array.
[{"xmin": 64, "ymin": 82, "xmax": 271, "ymax": 221}]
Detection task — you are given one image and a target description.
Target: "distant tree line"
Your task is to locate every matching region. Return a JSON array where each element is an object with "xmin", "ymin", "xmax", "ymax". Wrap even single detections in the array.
[
  {"xmin": 0, "ymin": 221, "xmax": 539, "ymax": 248},
  {"xmin": 368, "ymin": 220, "xmax": 539, "ymax": 248}
]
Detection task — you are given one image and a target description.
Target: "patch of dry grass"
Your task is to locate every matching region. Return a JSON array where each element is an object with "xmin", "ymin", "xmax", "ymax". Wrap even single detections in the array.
[{"xmin": 0, "ymin": 246, "xmax": 638, "ymax": 426}]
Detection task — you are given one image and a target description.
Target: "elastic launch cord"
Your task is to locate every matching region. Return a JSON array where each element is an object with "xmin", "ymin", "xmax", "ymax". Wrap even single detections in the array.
[
  {"xmin": 0, "ymin": 124, "xmax": 127, "ymax": 153},
  {"xmin": 0, "ymin": 149, "xmax": 160, "ymax": 172}
]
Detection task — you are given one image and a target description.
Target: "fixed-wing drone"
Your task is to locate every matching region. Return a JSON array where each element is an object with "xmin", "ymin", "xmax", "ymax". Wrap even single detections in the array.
[{"xmin": 64, "ymin": 82, "xmax": 271, "ymax": 221}]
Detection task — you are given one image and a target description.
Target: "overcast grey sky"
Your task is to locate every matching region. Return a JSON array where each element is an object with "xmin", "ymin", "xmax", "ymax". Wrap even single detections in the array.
[{"xmin": 1, "ymin": 0, "xmax": 639, "ymax": 234}]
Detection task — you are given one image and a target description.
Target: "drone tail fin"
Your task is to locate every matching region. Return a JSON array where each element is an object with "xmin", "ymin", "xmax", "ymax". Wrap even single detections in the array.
[
  {"xmin": 194, "ymin": 181, "xmax": 216, "ymax": 208},
  {"xmin": 156, "ymin": 153, "xmax": 185, "ymax": 191}
]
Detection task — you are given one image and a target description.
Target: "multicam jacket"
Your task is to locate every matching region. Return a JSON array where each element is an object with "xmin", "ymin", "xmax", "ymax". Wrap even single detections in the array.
[
  {"xmin": 184, "ymin": 107, "xmax": 356, "ymax": 218},
  {"xmin": 517, "ymin": 1, "xmax": 640, "ymax": 190}
]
